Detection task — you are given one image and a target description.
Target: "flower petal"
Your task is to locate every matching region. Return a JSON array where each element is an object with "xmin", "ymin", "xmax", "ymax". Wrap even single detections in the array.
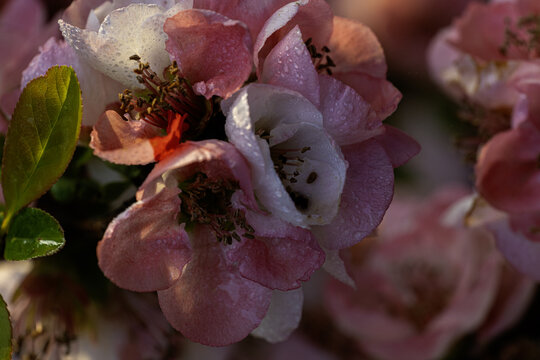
[
  {"xmin": 261, "ymin": 26, "xmax": 320, "ymax": 107},
  {"xmin": 251, "ymin": 288, "xmax": 304, "ymax": 343},
  {"xmin": 328, "ymin": 16, "xmax": 386, "ymax": 78},
  {"xmin": 318, "ymin": 74, "xmax": 383, "ymax": 146},
  {"xmin": 164, "ymin": 9, "xmax": 252, "ymax": 99},
  {"xmin": 230, "ymin": 209, "xmax": 325, "ymax": 290},
  {"xmin": 374, "ymin": 125, "xmax": 421, "ymax": 168},
  {"xmin": 97, "ymin": 186, "xmax": 191, "ymax": 292},
  {"xmin": 157, "ymin": 226, "xmax": 272, "ymax": 346},
  {"xmin": 334, "ymin": 72, "xmax": 401, "ymax": 122},
  {"xmin": 139, "ymin": 140, "xmax": 257, "ymax": 210},
  {"xmin": 59, "ymin": 3, "xmax": 185, "ymax": 88},
  {"xmin": 90, "ymin": 110, "xmax": 159, "ymax": 165},
  {"xmin": 223, "ymin": 84, "xmax": 347, "ymax": 228},
  {"xmin": 489, "ymin": 217, "xmax": 540, "ymax": 281},
  {"xmin": 313, "ymin": 139, "xmax": 394, "ymax": 250},
  {"xmin": 476, "ymin": 120, "xmax": 540, "ymax": 213}
]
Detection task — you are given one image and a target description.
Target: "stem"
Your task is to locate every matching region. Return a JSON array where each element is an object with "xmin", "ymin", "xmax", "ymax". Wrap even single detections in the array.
[{"xmin": 0, "ymin": 211, "xmax": 12, "ymax": 237}]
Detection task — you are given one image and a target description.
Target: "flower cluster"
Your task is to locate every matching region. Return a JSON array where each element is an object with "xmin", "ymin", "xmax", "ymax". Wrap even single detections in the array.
[
  {"xmin": 429, "ymin": 0, "xmax": 540, "ymax": 281},
  {"xmin": 21, "ymin": 0, "xmax": 419, "ymax": 346},
  {"xmin": 325, "ymin": 188, "xmax": 534, "ymax": 360}
]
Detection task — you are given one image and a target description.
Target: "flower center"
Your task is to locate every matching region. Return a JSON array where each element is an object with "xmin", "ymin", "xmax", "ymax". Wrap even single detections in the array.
[
  {"xmin": 119, "ymin": 56, "xmax": 212, "ymax": 137},
  {"xmin": 257, "ymin": 129, "xmax": 318, "ymax": 211},
  {"xmin": 305, "ymin": 38, "xmax": 336, "ymax": 75},
  {"xmin": 177, "ymin": 173, "xmax": 254, "ymax": 244}
]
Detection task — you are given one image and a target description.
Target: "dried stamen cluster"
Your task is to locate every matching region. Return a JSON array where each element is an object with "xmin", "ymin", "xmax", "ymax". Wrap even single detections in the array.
[
  {"xmin": 177, "ymin": 173, "xmax": 254, "ymax": 244},
  {"xmin": 119, "ymin": 55, "xmax": 211, "ymax": 137},
  {"xmin": 305, "ymin": 38, "xmax": 336, "ymax": 75},
  {"xmin": 500, "ymin": 14, "xmax": 540, "ymax": 57}
]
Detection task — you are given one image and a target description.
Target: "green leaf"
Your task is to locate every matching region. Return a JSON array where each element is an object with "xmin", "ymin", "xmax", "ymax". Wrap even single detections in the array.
[
  {"xmin": 4, "ymin": 208, "xmax": 65, "ymax": 261},
  {"xmin": 0, "ymin": 295, "xmax": 11, "ymax": 360},
  {"xmin": 1, "ymin": 66, "xmax": 82, "ymax": 229}
]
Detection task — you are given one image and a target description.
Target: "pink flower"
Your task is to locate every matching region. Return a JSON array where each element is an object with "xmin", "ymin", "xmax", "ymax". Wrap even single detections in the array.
[
  {"xmin": 97, "ymin": 140, "xmax": 324, "ymax": 345},
  {"xmin": 224, "ymin": 23, "xmax": 419, "ymax": 253},
  {"xmin": 325, "ymin": 189, "xmax": 534, "ymax": 360}
]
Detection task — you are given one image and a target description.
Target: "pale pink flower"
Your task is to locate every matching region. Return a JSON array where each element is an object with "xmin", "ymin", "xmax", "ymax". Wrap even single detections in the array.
[
  {"xmin": 97, "ymin": 140, "xmax": 324, "ymax": 345},
  {"xmin": 325, "ymin": 189, "xmax": 534, "ymax": 360}
]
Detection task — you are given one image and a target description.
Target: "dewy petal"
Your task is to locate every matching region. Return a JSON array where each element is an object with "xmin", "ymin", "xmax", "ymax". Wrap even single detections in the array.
[
  {"xmin": 164, "ymin": 9, "xmax": 252, "ymax": 99},
  {"xmin": 138, "ymin": 140, "xmax": 257, "ymax": 210},
  {"xmin": 328, "ymin": 16, "xmax": 387, "ymax": 78},
  {"xmin": 97, "ymin": 186, "xmax": 191, "ymax": 292},
  {"xmin": 318, "ymin": 74, "xmax": 383, "ymax": 146},
  {"xmin": 90, "ymin": 110, "xmax": 160, "ymax": 165},
  {"xmin": 230, "ymin": 208, "xmax": 325, "ymax": 291},
  {"xmin": 251, "ymin": 288, "xmax": 304, "ymax": 343},
  {"xmin": 222, "ymin": 84, "xmax": 347, "ymax": 228},
  {"xmin": 313, "ymin": 139, "xmax": 394, "ymax": 250},
  {"xmin": 22, "ymin": 38, "xmax": 124, "ymax": 126},
  {"xmin": 254, "ymin": 0, "xmax": 333, "ymax": 72},
  {"xmin": 334, "ymin": 72, "xmax": 402, "ymax": 123},
  {"xmin": 253, "ymin": 0, "xmax": 305, "ymax": 71},
  {"xmin": 261, "ymin": 26, "xmax": 320, "ymax": 107},
  {"xmin": 157, "ymin": 226, "xmax": 272, "ymax": 346},
  {"xmin": 59, "ymin": 3, "xmax": 186, "ymax": 89}
]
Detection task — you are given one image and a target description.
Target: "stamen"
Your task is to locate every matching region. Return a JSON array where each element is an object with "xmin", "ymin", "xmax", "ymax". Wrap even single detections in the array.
[
  {"xmin": 305, "ymin": 38, "xmax": 336, "ymax": 75},
  {"xmin": 177, "ymin": 173, "xmax": 255, "ymax": 244}
]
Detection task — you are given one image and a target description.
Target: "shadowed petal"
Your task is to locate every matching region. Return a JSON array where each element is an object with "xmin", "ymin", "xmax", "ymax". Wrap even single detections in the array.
[
  {"xmin": 157, "ymin": 226, "xmax": 272, "ymax": 346},
  {"xmin": 164, "ymin": 9, "xmax": 252, "ymax": 99},
  {"xmin": 314, "ymin": 139, "xmax": 394, "ymax": 250},
  {"xmin": 97, "ymin": 186, "xmax": 191, "ymax": 292}
]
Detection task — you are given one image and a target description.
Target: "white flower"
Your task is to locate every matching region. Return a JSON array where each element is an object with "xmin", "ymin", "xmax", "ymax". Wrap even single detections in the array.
[
  {"xmin": 59, "ymin": 0, "xmax": 192, "ymax": 89},
  {"xmin": 222, "ymin": 84, "xmax": 347, "ymax": 228}
]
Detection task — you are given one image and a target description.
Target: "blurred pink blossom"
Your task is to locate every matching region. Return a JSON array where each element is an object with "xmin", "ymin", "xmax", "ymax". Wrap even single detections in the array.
[{"xmin": 325, "ymin": 189, "xmax": 534, "ymax": 360}]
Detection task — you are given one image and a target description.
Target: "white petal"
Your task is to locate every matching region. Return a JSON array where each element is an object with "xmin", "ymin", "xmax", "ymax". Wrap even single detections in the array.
[
  {"xmin": 322, "ymin": 249, "xmax": 355, "ymax": 288},
  {"xmin": 251, "ymin": 288, "xmax": 303, "ymax": 343},
  {"xmin": 224, "ymin": 84, "xmax": 346, "ymax": 228},
  {"xmin": 60, "ymin": 3, "xmax": 186, "ymax": 88}
]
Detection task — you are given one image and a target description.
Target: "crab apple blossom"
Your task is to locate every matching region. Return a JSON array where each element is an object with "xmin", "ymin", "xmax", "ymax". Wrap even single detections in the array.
[
  {"xmin": 325, "ymin": 189, "xmax": 534, "ymax": 360},
  {"xmin": 97, "ymin": 140, "xmax": 324, "ymax": 345}
]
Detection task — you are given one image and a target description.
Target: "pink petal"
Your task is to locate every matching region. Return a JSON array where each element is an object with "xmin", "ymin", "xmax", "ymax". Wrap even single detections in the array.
[
  {"xmin": 328, "ymin": 16, "xmax": 387, "ymax": 78},
  {"xmin": 476, "ymin": 120, "xmax": 540, "ymax": 213},
  {"xmin": 314, "ymin": 139, "xmax": 394, "ymax": 250},
  {"xmin": 139, "ymin": 140, "xmax": 257, "ymax": 210},
  {"xmin": 478, "ymin": 263, "xmax": 535, "ymax": 343},
  {"xmin": 318, "ymin": 74, "xmax": 383, "ymax": 146},
  {"xmin": 157, "ymin": 226, "xmax": 272, "ymax": 346},
  {"xmin": 261, "ymin": 26, "xmax": 320, "ymax": 107},
  {"xmin": 193, "ymin": 0, "xmax": 289, "ymax": 41},
  {"xmin": 451, "ymin": 2, "xmax": 522, "ymax": 61},
  {"xmin": 97, "ymin": 187, "xmax": 191, "ymax": 292},
  {"xmin": 489, "ymin": 217, "xmax": 540, "ymax": 280},
  {"xmin": 374, "ymin": 125, "xmax": 421, "ymax": 168},
  {"xmin": 254, "ymin": 0, "xmax": 333, "ymax": 71},
  {"xmin": 90, "ymin": 110, "xmax": 160, "ymax": 165},
  {"xmin": 334, "ymin": 72, "xmax": 402, "ymax": 122},
  {"xmin": 164, "ymin": 9, "xmax": 252, "ymax": 99},
  {"xmin": 230, "ymin": 210, "xmax": 325, "ymax": 291}
]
